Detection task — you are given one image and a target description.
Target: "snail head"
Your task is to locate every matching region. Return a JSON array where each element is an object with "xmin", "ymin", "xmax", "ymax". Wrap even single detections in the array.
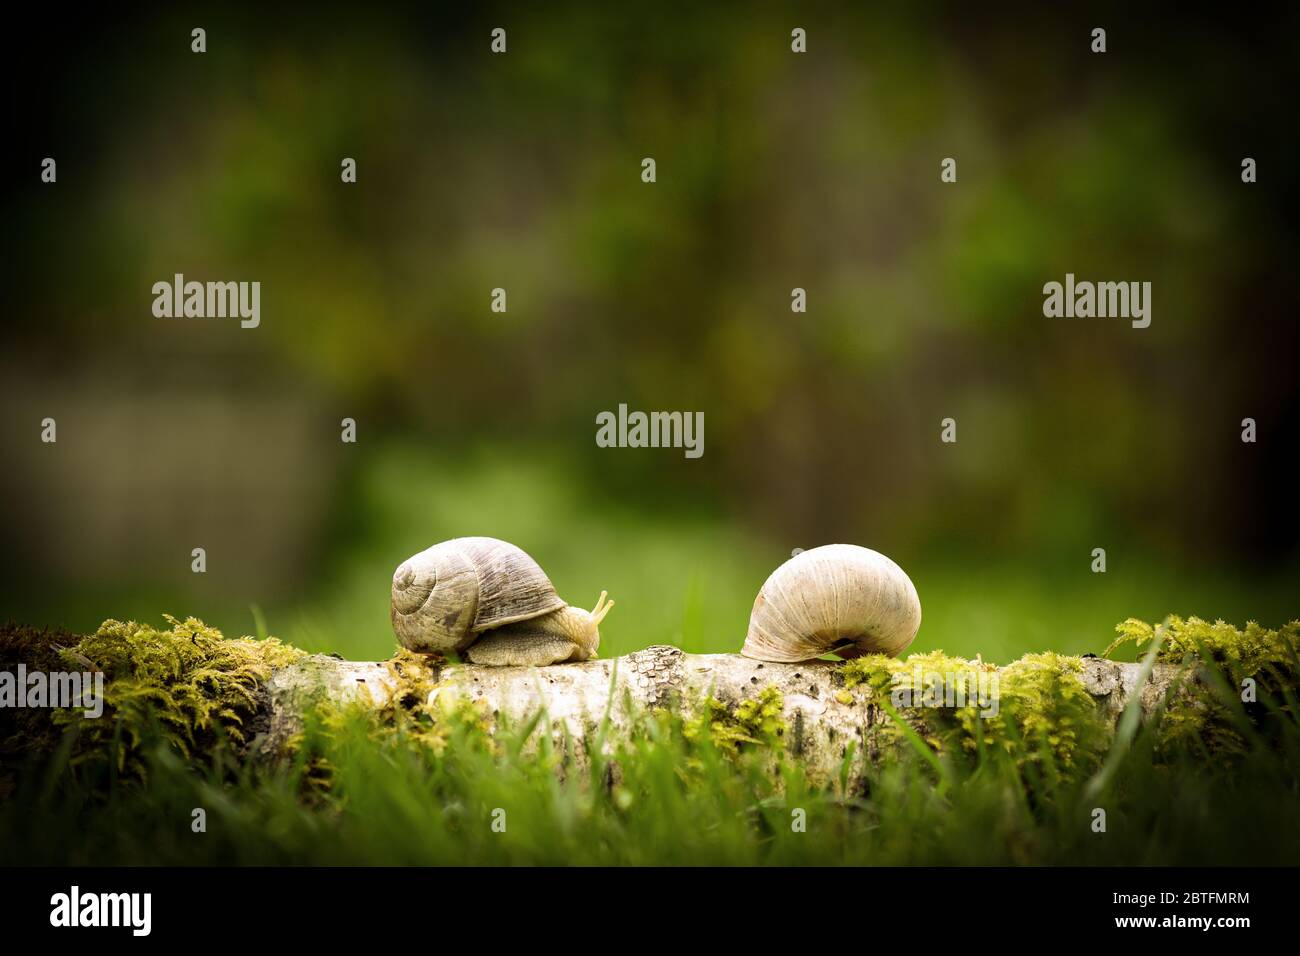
[{"xmin": 570, "ymin": 590, "xmax": 614, "ymax": 660}]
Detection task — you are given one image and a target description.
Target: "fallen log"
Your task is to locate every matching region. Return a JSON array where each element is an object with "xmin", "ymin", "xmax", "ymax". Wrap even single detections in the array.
[
  {"xmin": 7, "ymin": 616, "xmax": 1288, "ymax": 796},
  {"xmin": 258, "ymin": 645, "xmax": 1186, "ymax": 785}
]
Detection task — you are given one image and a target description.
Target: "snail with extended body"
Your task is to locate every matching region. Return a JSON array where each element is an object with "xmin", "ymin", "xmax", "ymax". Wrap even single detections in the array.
[
  {"xmin": 391, "ymin": 537, "xmax": 613, "ymax": 666},
  {"xmin": 741, "ymin": 544, "xmax": 921, "ymax": 662}
]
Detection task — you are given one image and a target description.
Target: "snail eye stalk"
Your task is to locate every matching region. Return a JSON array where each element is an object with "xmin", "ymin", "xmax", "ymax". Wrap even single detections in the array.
[{"xmin": 590, "ymin": 591, "xmax": 614, "ymax": 626}]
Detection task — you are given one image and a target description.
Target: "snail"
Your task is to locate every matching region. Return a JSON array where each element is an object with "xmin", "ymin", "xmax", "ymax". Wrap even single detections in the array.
[
  {"xmin": 740, "ymin": 544, "xmax": 921, "ymax": 662},
  {"xmin": 390, "ymin": 536, "xmax": 614, "ymax": 666}
]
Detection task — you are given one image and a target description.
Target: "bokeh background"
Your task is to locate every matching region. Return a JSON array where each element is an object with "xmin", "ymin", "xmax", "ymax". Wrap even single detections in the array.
[{"xmin": 4, "ymin": 3, "xmax": 1296, "ymax": 664}]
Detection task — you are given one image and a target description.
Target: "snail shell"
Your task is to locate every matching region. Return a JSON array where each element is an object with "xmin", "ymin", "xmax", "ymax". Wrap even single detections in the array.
[
  {"xmin": 741, "ymin": 544, "xmax": 921, "ymax": 663},
  {"xmin": 391, "ymin": 536, "xmax": 567, "ymax": 654}
]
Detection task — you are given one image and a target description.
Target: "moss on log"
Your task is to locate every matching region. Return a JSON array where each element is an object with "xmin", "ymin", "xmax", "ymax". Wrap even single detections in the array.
[{"xmin": 4, "ymin": 615, "xmax": 1296, "ymax": 796}]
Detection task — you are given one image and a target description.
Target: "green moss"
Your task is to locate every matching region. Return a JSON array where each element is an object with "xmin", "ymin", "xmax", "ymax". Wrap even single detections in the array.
[
  {"xmin": 1105, "ymin": 615, "xmax": 1299, "ymax": 678},
  {"xmin": 2, "ymin": 615, "xmax": 303, "ymax": 784},
  {"xmin": 380, "ymin": 651, "xmax": 494, "ymax": 759},
  {"xmin": 684, "ymin": 685, "xmax": 786, "ymax": 757},
  {"xmin": 840, "ymin": 652, "xmax": 912, "ymax": 694},
  {"xmin": 840, "ymin": 649, "xmax": 1109, "ymax": 785},
  {"xmin": 1107, "ymin": 616, "xmax": 1300, "ymax": 759},
  {"xmin": 375, "ymin": 647, "xmax": 442, "ymax": 724},
  {"xmin": 991, "ymin": 652, "xmax": 1110, "ymax": 777},
  {"xmin": 833, "ymin": 617, "xmax": 1299, "ymax": 784}
]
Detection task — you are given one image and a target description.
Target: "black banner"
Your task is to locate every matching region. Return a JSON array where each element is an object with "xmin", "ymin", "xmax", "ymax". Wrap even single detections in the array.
[{"xmin": 0, "ymin": 866, "xmax": 1276, "ymax": 941}]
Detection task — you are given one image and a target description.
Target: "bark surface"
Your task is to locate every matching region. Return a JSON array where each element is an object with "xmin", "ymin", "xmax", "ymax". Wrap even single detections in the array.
[{"xmin": 259, "ymin": 647, "xmax": 1185, "ymax": 784}]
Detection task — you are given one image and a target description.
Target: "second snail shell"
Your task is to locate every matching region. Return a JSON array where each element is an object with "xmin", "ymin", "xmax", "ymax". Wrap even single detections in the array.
[{"xmin": 741, "ymin": 544, "xmax": 921, "ymax": 663}]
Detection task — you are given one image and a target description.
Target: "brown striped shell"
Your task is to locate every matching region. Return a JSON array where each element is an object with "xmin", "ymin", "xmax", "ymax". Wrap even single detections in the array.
[
  {"xmin": 390, "ymin": 537, "xmax": 567, "ymax": 654},
  {"xmin": 741, "ymin": 544, "xmax": 921, "ymax": 663}
]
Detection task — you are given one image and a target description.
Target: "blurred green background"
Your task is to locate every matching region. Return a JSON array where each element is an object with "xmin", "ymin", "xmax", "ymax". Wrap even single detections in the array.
[{"xmin": 3, "ymin": 4, "xmax": 1296, "ymax": 664}]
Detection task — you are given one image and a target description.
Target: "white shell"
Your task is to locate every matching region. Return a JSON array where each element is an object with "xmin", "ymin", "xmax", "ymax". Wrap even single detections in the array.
[
  {"xmin": 741, "ymin": 544, "xmax": 921, "ymax": 663},
  {"xmin": 390, "ymin": 537, "xmax": 566, "ymax": 654}
]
